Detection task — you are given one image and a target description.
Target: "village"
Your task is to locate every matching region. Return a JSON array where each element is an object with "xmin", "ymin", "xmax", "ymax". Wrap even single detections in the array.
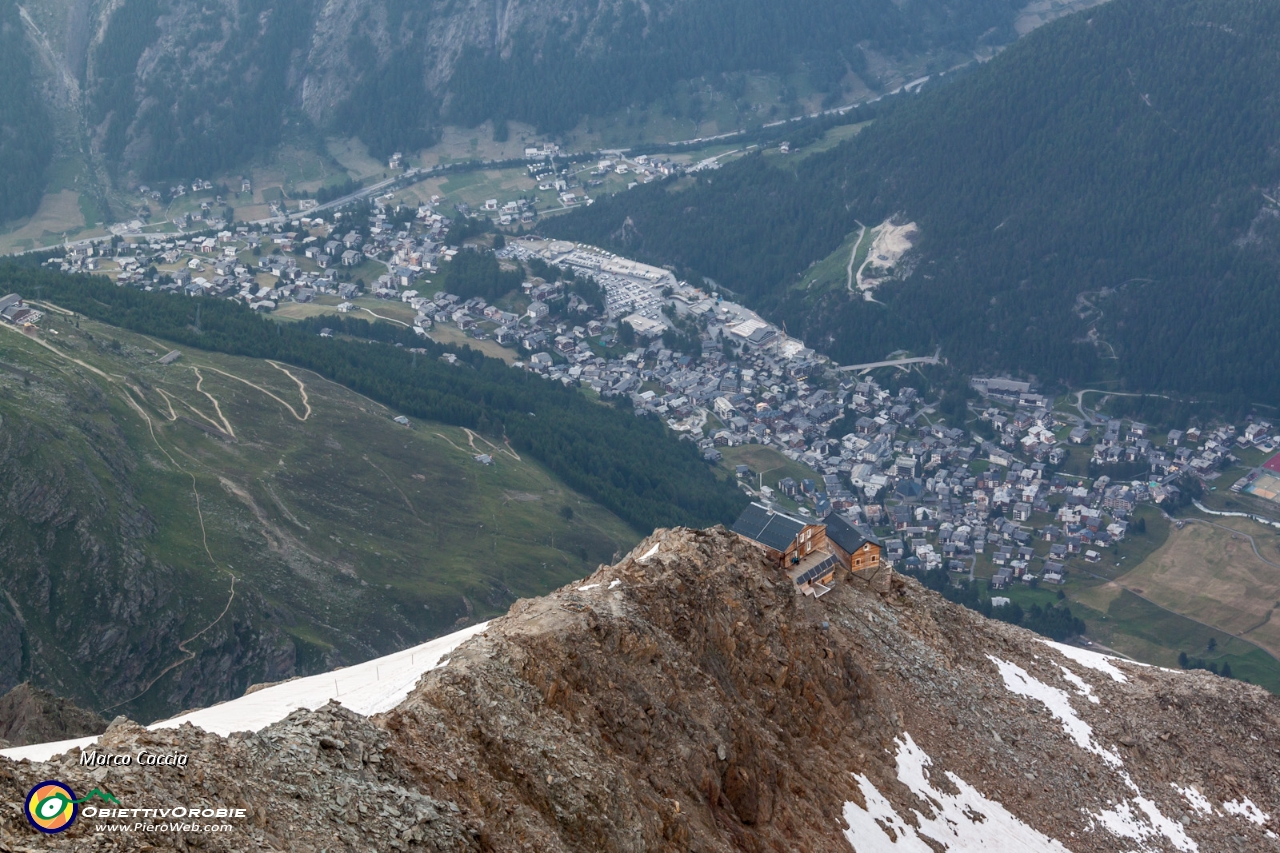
[{"xmin": 24, "ymin": 187, "xmax": 1280, "ymax": 603}]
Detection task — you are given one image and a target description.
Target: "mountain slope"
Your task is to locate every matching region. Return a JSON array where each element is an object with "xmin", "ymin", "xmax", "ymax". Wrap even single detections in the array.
[
  {"xmin": 0, "ymin": 684, "xmax": 104, "ymax": 748},
  {"xmin": 551, "ymin": 0, "xmax": 1280, "ymax": 401},
  {"xmin": 0, "ymin": 307, "xmax": 639, "ymax": 722},
  {"xmin": 2, "ymin": 526, "xmax": 1278, "ymax": 851},
  {"xmin": 0, "ymin": 0, "xmax": 53, "ymax": 221},
  {"xmin": 5, "ymin": 0, "xmax": 1077, "ymax": 200}
]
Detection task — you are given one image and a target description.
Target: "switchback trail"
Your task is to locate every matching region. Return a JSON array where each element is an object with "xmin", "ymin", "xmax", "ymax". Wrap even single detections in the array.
[
  {"xmin": 18, "ymin": 322, "xmax": 244, "ymax": 710},
  {"xmin": 107, "ymin": 386, "xmax": 238, "ymax": 712},
  {"xmin": 191, "ymin": 367, "xmax": 237, "ymax": 437},
  {"xmin": 267, "ymin": 361, "xmax": 312, "ymax": 419},
  {"xmin": 201, "ymin": 364, "xmax": 310, "ymax": 422}
]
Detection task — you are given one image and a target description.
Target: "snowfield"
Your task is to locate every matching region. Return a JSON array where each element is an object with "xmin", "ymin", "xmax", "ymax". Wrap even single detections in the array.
[
  {"xmin": 1, "ymin": 622, "xmax": 489, "ymax": 764},
  {"xmin": 841, "ymin": 644, "xmax": 1272, "ymax": 852},
  {"xmin": 843, "ymin": 733, "xmax": 1072, "ymax": 852}
]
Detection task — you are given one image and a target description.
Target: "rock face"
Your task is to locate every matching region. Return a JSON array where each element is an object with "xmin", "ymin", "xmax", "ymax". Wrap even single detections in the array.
[
  {"xmin": 2, "ymin": 526, "xmax": 1279, "ymax": 851},
  {"xmin": 18, "ymin": 0, "xmax": 1031, "ymax": 184},
  {"xmin": 0, "ymin": 684, "xmax": 106, "ymax": 748}
]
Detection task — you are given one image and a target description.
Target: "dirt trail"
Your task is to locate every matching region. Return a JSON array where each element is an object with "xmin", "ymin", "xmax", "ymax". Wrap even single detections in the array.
[
  {"xmin": 364, "ymin": 455, "xmax": 418, "ymax": 518},
  {"xmin": 180, "ymin": 400, "xmax": 228, "ymax": 433},
  {"xmin": 463, "ymin": 427, "xmax": 520, "ymax": 461},
  {"xmin": 1191, "ymin": 517, "xmax": 1280, "ymax": 569},
  {"xmin": 267, "ymin": 361, "xmax": 312, "ymax": 419},
  {"xmin": 0, "ymin": 323, "xmax": 121, "ymax": 381},
  {"xmin": 151, "ymin": 384, "xmax": 228, "ymax": 434},
  {"xmin": 28, "ymin": 300, "xmax": 75, "ymax": 316},
  {"xmin": 153, "ymin": 388, "xmax": 180, "ymax": 421},
  {"xmin": 360, "ymin": 307, "xmax": 412, "ymax": 327},
  {"xmin": 191, "ymin": 367, "xmax": 237, "ymax": 437},
  {"xmin": 105, "ymin": 387, "xmax": 238, "ymax": 711},
  {"xmin": 1241, "ymin": 606, "xmax": 1278, "ymax": 637},
  {"xmin": 845, "ymin": 221, "xmax": 865, "ymax": 294},
  {"xmin": 201, "ymin": 365, "xmax": 310, "ymax": 422},
  {"xmin": 5, "ymin": 328, "xmax": 238, "ymax": 708},
  {"xmin": 434, "ymin": 432, "xmax": 468, "ymax": 453}
]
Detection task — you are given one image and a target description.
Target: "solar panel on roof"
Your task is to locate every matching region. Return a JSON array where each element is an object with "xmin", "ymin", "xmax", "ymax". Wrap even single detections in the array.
[{"xmin": 796, "ymin": 554, "xmax": 838, "ymax": 585}]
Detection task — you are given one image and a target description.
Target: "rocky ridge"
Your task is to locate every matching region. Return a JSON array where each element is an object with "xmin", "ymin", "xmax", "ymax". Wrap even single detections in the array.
[
  {"xmin": 0, "ymin": 683, "xmax": 106, "ymax": 748},
  {"xmin": 2, "ymin": 526, "xmax": 1278, "ymax": 851}
]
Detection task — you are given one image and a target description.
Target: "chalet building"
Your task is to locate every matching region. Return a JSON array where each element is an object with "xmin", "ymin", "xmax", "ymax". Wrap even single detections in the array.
[
  {"xmin": 731, "ymin": 503, "xmax": 827, "ymax": 566},
  {"xmin": 823, "ymin": 513, "xmax": 883, "ymax": 574},
  {"xmin": 732, "ymin": 503, "xmax": 868, "ymax": 598}
]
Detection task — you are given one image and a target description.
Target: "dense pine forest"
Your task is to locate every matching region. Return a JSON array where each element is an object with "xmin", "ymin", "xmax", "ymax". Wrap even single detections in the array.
[
  {"xmin": 0, "ymin": 0, "xmax": 53, "ymax": 222},
  {"xmin": 0, "ymin": 264, "xmax": 747, "ymax": 533},
  {"xmin": 550, "ymin": 0, "xmax": 1280, "ymax": 404}
]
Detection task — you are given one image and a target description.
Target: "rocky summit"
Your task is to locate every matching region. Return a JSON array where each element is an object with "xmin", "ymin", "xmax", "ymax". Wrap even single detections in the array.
[{"xmin": 2, "ymin": 526, "xmax": 1278, "ymax": 851}]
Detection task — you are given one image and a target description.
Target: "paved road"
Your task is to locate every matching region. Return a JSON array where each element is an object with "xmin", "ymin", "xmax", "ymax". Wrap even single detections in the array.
[{"xmin": 834, "ymin": 348, "xmax": 942, "ymax": 373}]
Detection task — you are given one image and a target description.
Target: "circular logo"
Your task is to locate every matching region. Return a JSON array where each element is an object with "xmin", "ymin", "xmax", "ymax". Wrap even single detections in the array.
[{"xmin": 25, "ymin": 781, "xmax": 78, "ymax": 834}]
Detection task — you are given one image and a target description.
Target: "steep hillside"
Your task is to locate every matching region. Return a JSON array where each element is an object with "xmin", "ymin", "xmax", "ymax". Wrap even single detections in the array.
[
  {"xmin": 3, "ymin": 526, "xmax": 1278, "ymax": 851},
  {"xmin": 552, "ymin": 0, "xmax": 1280, "ymax": 402},
  {"xmin": 0, "ymin": 684, "xmax": 104, "ymax": 748},
  {"xmin": 6, "ymin": 0, "xmax": 1080, "ymax": 195},
  {"xmin": 0, "ymin": 308, "xmax": 639, "ymax": 722},
  {"xmin": 8, "ymin": 265, "xmax": 746, "ymax": 534},
  {"xmin": 0, "ymin": 0, "xmax": 53, "ymax": 221}
]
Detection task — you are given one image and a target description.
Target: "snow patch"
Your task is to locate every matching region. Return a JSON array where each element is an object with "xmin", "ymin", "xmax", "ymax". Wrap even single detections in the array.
[
  {"xmin": 1059, "ymin": 666, "xmax": 1100, "ymax": 704},
  {"xmin": 988, "ymin": 656, "xmax": 1122, "ymax": 767},
  {"xmin": 638, "ymin": 542, "xmax": 660, "ymax": 562},
  {"xmin": 1223, "ymin": 798, "xmax": 1270, "ymax": 826},
  {"xmin": 1172, "ymin": 784, "xmax": 1213, "ymax": 814},
  {"xmin": 1040, "ymin": 639, "xmax": 1128, "ymax": 682},
  {"xmin": 608, "ymin": 579, "xmax": 622, "ymax": 589},
  {"xmin": 843, "ymin": 733, "xmax": 1071, "ymax": 853},
  {"xmin": 577, "ymin": 583, "xmax": 601, "ymax": 591},
  {"xmin": 1090, "ymin": 795, "xmax": 1198, "ymax": 852},
  {"xmin": 1, "ymin": 622, "xmax": 490, "ymax": 764}
]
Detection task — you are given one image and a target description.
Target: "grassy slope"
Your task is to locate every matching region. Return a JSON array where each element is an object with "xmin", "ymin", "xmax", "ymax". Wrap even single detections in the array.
[
  {"xmin": 0, "ymin": 309, "xmax": 637, "ymax": 720},
  {"xmin": 964, "ymin": 503, "xmax": 1280, "ymax": 692}
]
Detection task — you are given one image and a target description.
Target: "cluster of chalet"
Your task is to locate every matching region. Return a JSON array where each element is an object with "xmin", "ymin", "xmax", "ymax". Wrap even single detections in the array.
[
  {"xmin": 731, "ymin": 503, "xmax": 882, "ymax": 598},
  {"xmin": 48, "ymin": 194, "xmax": 458, "ymax": 310}
]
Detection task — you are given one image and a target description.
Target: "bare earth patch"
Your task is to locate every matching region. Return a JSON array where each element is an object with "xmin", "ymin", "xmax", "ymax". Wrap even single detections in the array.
[{"xmin": 856, "ymin": 219, "xmax": 918, "ymax": 299}]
